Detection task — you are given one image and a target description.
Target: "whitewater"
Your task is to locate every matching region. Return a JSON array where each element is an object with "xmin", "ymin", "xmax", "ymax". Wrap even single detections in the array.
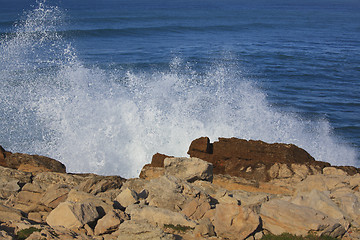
[{"xmin": 0, "ymin": 1, "xmax": 358, "ymax": 178}]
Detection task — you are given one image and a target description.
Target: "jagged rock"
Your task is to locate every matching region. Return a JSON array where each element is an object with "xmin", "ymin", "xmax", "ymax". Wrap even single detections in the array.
[
  {"xmin": 260, "ymin": 199, "xmax": 346, "ymax": 237},
  {"xmin": 66, "ymin": 189, "xmax": 114, "ymax": 215},
  {"xmin": 181, "ymin": 197, "xmax": 211, "ymax": 220},
  {"xmin": 294, "ymin": 174, "xmax": 350, "ymax": 193},
  {"xmin": 164, "ymin": 157, "xmax": 213, "ymax": 183},
  {"xmin": 115, "ymin": 188, "xmax": 139, "ymax": 208},
  {"xmin": 113, "ymin": 220, "xmax": 176, "ymax": 240},
  {"xmin": 292, "ymin": 189, "xmax": 349, "ymax": 228},
  {"xmin": 323, "ymin": 167, "xmax": 348, "ymax": 176},
  {"xmin": 213, "ymin": 203, "xmax": 260, "ymax": 239},
  {"xmin": 0, "ymin": 204, "xmax": 23, "ymax": 222},
  {"xmin": 46, "ymin": 201, "xmax": 100, "ymax": 229},
  {"xmin": 0, "ymin": 145, "xmax": 11, "ymax": 167},
  {"xmin": 121, "ymin": 178, "xmax": 148, "ymax": 195},
  {"xmin": 194, "ymin": 218, "xmax": 215, "ymax": 237},
  {"xmin": 144, "ymin": 175, "xmax": 191, "ymax": 211},
  {"xmin": 0, "ymin": 166, "xmax": 32, "ymax": 200},
  {"xmin": 330, "ymin": 189, "xmax": 360, "ymax": 227},
  {"xmin": 94, "ymin": 210, "xmax": 126, "ymax": 235},
  {"xmin": 3, "ymin": 152, "xmax": 66, "ymax": 174},
  {"xmin": 77, "ymin": 175, "xmax": 126, "ymax": 195},
  {"xmin": 40, "ymin": 184, "xmax": 71, "ymax": 209},
  {"xmin": 0, "ymin": 230, "xmax": 12, "ymax": 240},
  {"xmin": 139, "ymin": 165, "xmax": 165, "ymax": 180},
  {"xmin": 33, "ymin": 172, "xmax": 85, "ymax": 187},
  {"xmin": 187, "ymin": 137, "xmax": 329, "ymax": 182},
  {"xmin": 139, "ymin": 153, "xmax": 172, "ymax": 180},
  {"xmin": 125, "ymin": 204, "xmax": 197, "ymax": 228}
]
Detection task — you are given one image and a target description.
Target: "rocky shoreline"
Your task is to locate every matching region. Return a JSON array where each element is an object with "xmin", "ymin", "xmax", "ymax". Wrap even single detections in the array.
[{"xmin": 1, "ymin": 137, "xmax": 360, "ymax": 239}]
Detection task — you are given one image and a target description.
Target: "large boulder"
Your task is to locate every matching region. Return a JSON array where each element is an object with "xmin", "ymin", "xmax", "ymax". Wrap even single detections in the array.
[
  {"xmin": 187, "ymin": 137, "xmax": 334, "ymax": 182},
  {"xmin": 144, "ymin": 175, "xmax": 193, "ymax": 211},
  {"xmin": 164, "ymin": 157, "xmax": 213, "ymax": 183},
  {"xmin": 213, "ymin": 203, "xmax": 260, "ymax": 239},
  {"xmin": 46, "ymin": 201, "xmax": 100, "ymax": 229},
  {"xmin": 260, "ymin": 199, "xmax": 346, "ymax": 238},
  {"xmin": 94, "ymin": 209, "xmax": 127, "ymax": 235}
]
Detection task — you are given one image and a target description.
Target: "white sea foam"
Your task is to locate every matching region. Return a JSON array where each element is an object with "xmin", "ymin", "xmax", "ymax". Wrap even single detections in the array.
[{"xmin": 0, "ymin": 1, "xmax": 357, "ymax": 177}]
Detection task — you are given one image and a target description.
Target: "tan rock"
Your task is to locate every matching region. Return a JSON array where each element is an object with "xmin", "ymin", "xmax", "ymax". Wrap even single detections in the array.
[
  {"xmin": 77, "ymin": 175, "xmax": 125, "ymax": 195},
  {"xmin": 144, "ymin": 175, "xmax": 190, "ymax": 211},
  {"xmin": 139, "ymin": 165, "xmax": 165, "ymax": 180},
  {"xmin": 125, "ymin": 204, "xmax": 197, "ymax": 228},
  {"xmin": 0, "ymin": 166, "xmax": 32, "ymax": 199},
  {"xmin": 115, "ymin": 188, "xmax": 139, "ymax": 208},
  {"xmin": 213, "ymin": 203, "xmax": 260, "ymax": 239},
  {"xmin": 268, "ymin": 163, "xmax": 293, "ymax": 179},
  {"xmin": 330, "ymin": 190, "xmax": 360, "ymax": 227},
  {"xmin": 0, "ymin": 204, "xmax": 23, "ymax": 222},
  {"xmin": 181, "ymin": 197, "xmax": 211, "ymax": 220},
  {"xmin": 33, "ymin": 172, "xmax": 84, "ymax": 187},
  {"xmin": 194, "ymin": 218, "xmax": 215, "ymax": 237},
  {"xmin": 114, "ymin": 220, "xmax": 176, "ymax": 240},
  {"xmin": 323, "ymin": 167, "xmax": 348, "ymax": 176},
  {"xmin": 0, "ymin": 230, "xmax": 12, "ymax": 240},
  {"xmin": 0, "ymin": 177, "xmax": 20, "ymax": 199},
  {"xmin": 46, "ymin": 201, "xmax": 99, "ymax": 229},
  {"xmin": 260, "ymin": 199, "xmax": 346, "ymax": 237},
  {"xmin": 40, "ymin": 184, "xmax": 71, "ymax": 209},
  {"xmin": 164, "ymin": 157, "xmax": 213, "ymax": 182},
  {"xmin": 291, "ymin": 164, "xmax": 310, "ymax": 180},
  {"xmin": 94, "ymin": 210, "xmax": 125, "ymax": 235},
  {"xmin": 292, "ymin": 189, "xmax": 349, "ymax": 228},
  {"xmin": 66, "ymin": 189, "xmax": 114, "ymax": 215},
  {"xmin": 294, "ymin": 174, "xmax": 349, "ymax": 193}
]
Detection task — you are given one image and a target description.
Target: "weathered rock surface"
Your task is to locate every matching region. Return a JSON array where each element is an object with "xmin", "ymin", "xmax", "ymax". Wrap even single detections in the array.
[
  {"xmin": 125, "ymin": 204, "xmax": 197, "ymax": 228},
  {"xmin": 46, "ymin": 201, "xmax": 99, "ymax": 229},
  {"xmin": 114, "ymin": 220, "xmax": 176, "ymax": 240},
  {"xmin": 260, "ymin": 199, "xmax": 346, "ymax": 237},
  {"xmin": 213, "ymin": 203, "xmax": 260, "ymax": 239},
  {"xmin": 164, "ymin": 157, "xmax": 213, "ymax": 182}
]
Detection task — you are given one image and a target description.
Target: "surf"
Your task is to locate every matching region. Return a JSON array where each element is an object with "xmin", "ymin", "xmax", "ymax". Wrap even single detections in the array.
[{"xmin": 0, "ymin": 1, "xmax": 357, "ymax": 178}]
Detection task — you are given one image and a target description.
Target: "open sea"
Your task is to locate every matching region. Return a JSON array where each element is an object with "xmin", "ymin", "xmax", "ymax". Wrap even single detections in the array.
[{"xmin": 0, "ymin": 0, "xmax": 359, "ymax": 177}]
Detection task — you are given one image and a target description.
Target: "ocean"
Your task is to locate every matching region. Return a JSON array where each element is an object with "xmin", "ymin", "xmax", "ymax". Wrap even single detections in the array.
[{"xmin": 0, "ymin": 0, "xmax": 359, "ymax": 178}]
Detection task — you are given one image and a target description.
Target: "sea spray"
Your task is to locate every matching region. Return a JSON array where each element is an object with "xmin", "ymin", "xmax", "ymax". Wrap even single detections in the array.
[{"xmin": 0, "ymin": 1, "xmax": 357, "ymax": 178}]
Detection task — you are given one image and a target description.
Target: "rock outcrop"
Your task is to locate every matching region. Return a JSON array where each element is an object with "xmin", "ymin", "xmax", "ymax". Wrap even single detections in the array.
[
  {"xmin": 1, "ymin": 141, "xmax": 360, "ymax": 239},
  {"xmin": 187, "ymin": 137, "xmax": 359, "ymax": 182}
]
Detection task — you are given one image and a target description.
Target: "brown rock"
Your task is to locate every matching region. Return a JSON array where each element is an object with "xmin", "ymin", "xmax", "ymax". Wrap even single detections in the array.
[
  {"xmin": 188, "ymin": 137, "xmax": 330, "ymax": 182},
  {"xmin": 4, "ymin": 153, "xmax": 66, "ymax": 174},
  {"xmin": 151, "ymin": 153, "xmax": 173, "ymax": 168}
]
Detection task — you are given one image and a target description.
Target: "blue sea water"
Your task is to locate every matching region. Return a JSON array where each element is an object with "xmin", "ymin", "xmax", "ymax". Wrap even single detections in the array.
[{"xmin": 0, "ymin": 0, "xmax": 359, "ymax": 177}]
